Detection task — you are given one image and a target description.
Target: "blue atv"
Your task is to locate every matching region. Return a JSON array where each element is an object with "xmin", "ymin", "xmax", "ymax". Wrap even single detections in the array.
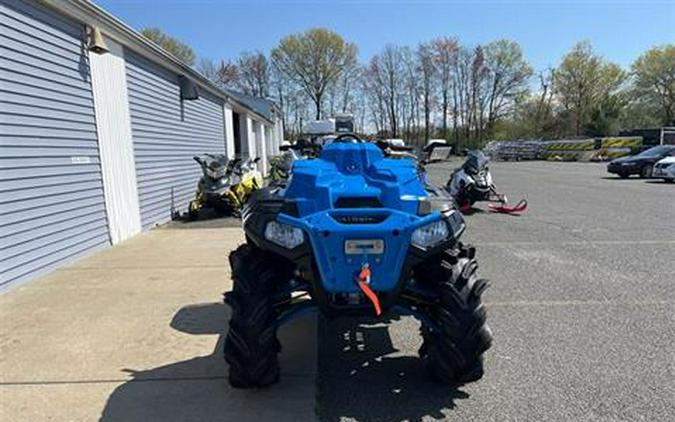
[{"xmin": 224, "ymin": 134, "xmax": 492, "ymax": 388}]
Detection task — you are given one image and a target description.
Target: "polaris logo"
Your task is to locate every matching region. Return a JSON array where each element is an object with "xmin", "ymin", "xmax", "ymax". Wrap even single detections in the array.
[
  {"xmin": 333, "ymin": 215, "xmax": 386, "ymax": 224},
  {"xmin": 345, "ymin": 239, "xmax": 385, "ymax": 254}
]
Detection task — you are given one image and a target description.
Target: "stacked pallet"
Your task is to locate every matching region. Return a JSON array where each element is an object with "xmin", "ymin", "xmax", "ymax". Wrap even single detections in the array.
[
  {"xmin": 539, "ymin": 137, "xmax": 642, "ymax": 161},
  {"xmin": 540, "ymin": 139, "xmax": 594, "ymax": 161},
  {"xmin": 487, "ymin": 140, "xmax": 541, "ymax": 160}
]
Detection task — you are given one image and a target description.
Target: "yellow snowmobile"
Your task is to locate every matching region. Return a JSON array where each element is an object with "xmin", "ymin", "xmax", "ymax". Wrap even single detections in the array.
[{"xmin": 187, "ymin": 155, "xmax": 263, "ymax": 220}]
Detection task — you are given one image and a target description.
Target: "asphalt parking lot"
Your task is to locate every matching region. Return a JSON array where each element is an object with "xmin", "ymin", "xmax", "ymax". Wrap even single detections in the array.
[
  {"xmin": 1, "ymin": 160, "xmax": 673, "ymax": 421},
  {"xmin": 318, "ymin": 160, "xmax": 675, "ymax": 422}
]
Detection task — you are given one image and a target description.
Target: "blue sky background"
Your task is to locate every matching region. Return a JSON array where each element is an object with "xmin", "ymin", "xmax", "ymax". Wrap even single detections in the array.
[{"xmin": 96, "ymin": 0, "xmax": 674, "ymax": 71}]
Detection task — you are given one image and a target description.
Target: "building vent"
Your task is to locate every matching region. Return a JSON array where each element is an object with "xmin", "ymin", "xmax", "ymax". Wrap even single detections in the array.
[{"xmin": 178, "ymin": 75, "xmax": 199, "ymax": 100}]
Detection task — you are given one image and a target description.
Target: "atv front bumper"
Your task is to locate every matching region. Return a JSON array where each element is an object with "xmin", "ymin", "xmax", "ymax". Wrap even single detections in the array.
[
  {"xmin": 275, "ymin": 208, "xmax": 465, "ymax": 294},
  {"xmin": 242, "ymin": 189, "xmax": 466, "ymax": 315}
]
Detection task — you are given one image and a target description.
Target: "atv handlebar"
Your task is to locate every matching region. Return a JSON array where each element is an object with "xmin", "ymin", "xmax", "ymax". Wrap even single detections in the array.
[{"xmin": 333, "ymin": 133, "xmax": 363, "ymax": 143}]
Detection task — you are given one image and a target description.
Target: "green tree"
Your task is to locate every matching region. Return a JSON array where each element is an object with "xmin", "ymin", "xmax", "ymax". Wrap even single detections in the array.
[
  {"xmin": 554, "ymin": 41, "xmax": 627, "ymax": 136},
  {"xmin": 140, "ymin": 28, "xmax": 196, "ymax": 66},
  {"xmin": 271, "ymin": 28, "xmax": 357, "ymax": 119},
  {"xmin": 483, "ymin": 40, "xmax": 533, "ymax": 139},
  {"xmin": 631, "ymin": 44, "xmax": 675, "ymax": 125}
]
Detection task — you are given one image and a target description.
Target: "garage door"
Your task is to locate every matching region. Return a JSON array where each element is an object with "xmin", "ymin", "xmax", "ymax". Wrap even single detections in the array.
[
  {"xmin": 124, "ymin": 51, "xmax": 226, "ymax": 229},
  {"xmin": 0, "ymin": 0, "xmax": 110, "ymax": 288}
]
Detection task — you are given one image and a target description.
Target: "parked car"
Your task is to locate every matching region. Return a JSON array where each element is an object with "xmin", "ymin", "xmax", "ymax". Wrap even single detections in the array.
[
  {"xmin": 606, "ymin": 145, "xmax": 675, "ymax": 178},
  {"xmin": 653, "ymin": 156, "xmax": 675, "ymax": 183}
]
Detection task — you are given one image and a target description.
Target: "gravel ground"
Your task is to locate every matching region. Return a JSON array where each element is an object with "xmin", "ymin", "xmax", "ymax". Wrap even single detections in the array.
[{"xmin": 318, "ymin": 160, "xmax": 675, "ymax": 422}]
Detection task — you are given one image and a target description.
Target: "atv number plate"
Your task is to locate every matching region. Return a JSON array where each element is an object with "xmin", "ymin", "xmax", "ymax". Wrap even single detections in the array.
[{"xmin": 344, "ymin": 239, "xmax": 384, "ymax": 255}]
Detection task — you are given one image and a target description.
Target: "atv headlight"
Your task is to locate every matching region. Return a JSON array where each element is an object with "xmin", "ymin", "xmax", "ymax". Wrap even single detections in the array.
[
  {"xmin": 411, "ymin": 220, "xmax": 449, "ymax": 249},
  {"xmin": 264, "ymin": 221, "xmax": 304, "ymax": 249}
]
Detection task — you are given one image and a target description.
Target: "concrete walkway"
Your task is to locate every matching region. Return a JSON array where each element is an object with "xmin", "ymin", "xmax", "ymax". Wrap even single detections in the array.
[{"xmin": 0, "ymin": 228, "xmax": 317, "ymax": 422}]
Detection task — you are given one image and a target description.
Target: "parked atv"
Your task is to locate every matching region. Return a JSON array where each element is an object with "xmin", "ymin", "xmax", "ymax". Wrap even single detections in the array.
[
  {"xmin": 374, "ymin": 139, "xmax": 429, "ymax": 184},
  {"xmin": 187, "ymin": 154, "xmax": 262, "ymax": 220},
  {"xmin": 268, "ymin": 139, "xmax": 322, "ymax": 185},
  {"xmin": 224, "ymin": 133, "xmax": 492, "ymax": 388},
  {"xmin": 446, "ymin": 151, "xmax": 527, "ymax": 214}
]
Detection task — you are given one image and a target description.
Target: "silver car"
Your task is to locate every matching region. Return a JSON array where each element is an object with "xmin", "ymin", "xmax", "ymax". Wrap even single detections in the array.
[{"xmin": 652, "ymin": 156, "xmax": 675, "ymax": 182}]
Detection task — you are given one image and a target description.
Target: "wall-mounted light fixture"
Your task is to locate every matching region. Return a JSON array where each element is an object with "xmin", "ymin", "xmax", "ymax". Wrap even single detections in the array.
[
  {"xmin": 87, "ymin": 25, "xmax": 108, "ymax": 54},
  {"xmin": 178, "ymin": 75, "xmax": 199, "ymax": 100}
]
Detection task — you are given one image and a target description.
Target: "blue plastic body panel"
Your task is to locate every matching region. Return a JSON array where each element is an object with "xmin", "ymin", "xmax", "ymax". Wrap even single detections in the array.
[{"xmin": 278, "ymin": 142, "xmax": 443, "ymax": 293}]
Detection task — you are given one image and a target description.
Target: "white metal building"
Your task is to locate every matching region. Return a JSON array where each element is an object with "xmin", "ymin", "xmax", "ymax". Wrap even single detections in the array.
[{"xmin": 0, "ymin": 0, "xmax": 283, "ymax": 290}]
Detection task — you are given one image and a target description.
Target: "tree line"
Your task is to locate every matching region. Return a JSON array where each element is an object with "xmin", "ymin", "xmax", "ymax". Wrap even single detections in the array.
[{"xmin": 141, "ymin": 27, "xmax": 674, "ymax": 149}]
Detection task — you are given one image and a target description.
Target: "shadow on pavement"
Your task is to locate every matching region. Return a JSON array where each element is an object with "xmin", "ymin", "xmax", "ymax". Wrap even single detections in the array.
[
  {"xmin": 318, "ymin": 315, "xmax": 469, "ymax": 422},
  {"xmin": 645, "ymin": 179, "xmax": 674, "ymax": 185},
  {"xmin": 600, "ymin": 176, "xmax": 638, "ymax": 181},
  {"xmin": 163, "ymin": 208, "xmax": 242, "ymax": 230},
  {"xmin": 100, "ymin": 302, "xmax": 317, "ymax": 422},
  {"xmin": 459, "ymin": 207, "xmax": 486, "ymax": 215},
  {"xmin": 600, "ymin": 176, "xmax": 674, "ymax": 184}
]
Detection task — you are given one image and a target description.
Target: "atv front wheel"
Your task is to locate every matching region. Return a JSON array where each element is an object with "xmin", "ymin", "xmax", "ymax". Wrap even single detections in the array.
[
  {"xmin": 224, "ymin": 244, "xmax": 293, "ymax": 388},
  {"xmin": 417, "ymin": 245, "xmax": 493, "ymax": 383}
]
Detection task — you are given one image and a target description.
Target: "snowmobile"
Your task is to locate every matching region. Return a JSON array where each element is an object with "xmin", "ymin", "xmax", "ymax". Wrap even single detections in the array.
[
  {"xmin": 224, "ymin": 133, "xmax": 492, "ymax": 388},
  {"xmin": 446, "ymin": 150, "xmax": 526, "ymax": 214},
  {"xmin": 187, "ymin": 154, "xmax": 263, "ymax": 220}
]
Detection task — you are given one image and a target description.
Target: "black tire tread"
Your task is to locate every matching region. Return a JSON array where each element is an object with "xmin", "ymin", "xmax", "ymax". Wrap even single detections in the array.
[
  {"xmin": 224, "ymin": 244, "xmax": 292, "ymax": 388},
  {"xmin": 418, "ymin": 244, "xmax": 493, "ymax": 384}
]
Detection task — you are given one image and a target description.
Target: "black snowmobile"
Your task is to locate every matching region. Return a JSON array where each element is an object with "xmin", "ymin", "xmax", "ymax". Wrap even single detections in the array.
[{"xmin": 446, "ymin": 151, "xmax": 526, "ymax": 213}]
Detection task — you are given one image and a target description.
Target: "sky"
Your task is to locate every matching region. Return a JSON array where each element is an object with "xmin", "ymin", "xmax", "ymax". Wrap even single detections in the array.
[{"xmin": 96, "ymin": 0, "xmax": 675, "ymax": 71}]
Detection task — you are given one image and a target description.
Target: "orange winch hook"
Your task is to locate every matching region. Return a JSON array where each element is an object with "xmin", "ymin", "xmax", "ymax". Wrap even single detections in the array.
[{"xmin": 357, "ymin": 263, "xmax": 382, "ymax": 316}]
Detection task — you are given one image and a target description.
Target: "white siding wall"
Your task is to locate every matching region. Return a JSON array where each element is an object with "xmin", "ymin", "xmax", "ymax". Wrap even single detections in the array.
[
  {"xmin": 0, "ymin": 0, "xmax": 110, "ymax": 289},
  {"xmin": 125, "ymin": 51, "xmax": 226, "ymax": 229},
  {"xmin": 0, "ymin": 0, "xmax": 281, "ymax": 289}
]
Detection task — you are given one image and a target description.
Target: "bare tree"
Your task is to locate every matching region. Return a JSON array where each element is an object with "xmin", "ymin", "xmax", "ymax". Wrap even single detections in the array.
[
  {"xmin": 381, "ymin": 45, "xmax": 404, "ymax": 137},
  {"xmin": 417, "ymin": 42, "xmax": 436, "ymax": 142},
  {"xmin": 401, "ymin": 47, "xmax": 420, "ymax": 141},
  {"xmin": 363, "ymin": 46, "xmax": 407, "ymax": 138},
  {"xmin": 238, "ymin": 51, "xmax": 269, "ymax": 97},
  {"xmin": 534, "ymin": 68, "xmax": 556, "ymax": 137},
  {"xmin": 217, "ymin": 60, "xmax": 240, "ymax": 89},
  {"xmin": 196, "ymin": 58, "xmax": 219, "ymax": 83},
  {"xmin": 363, "ymin": 57, "xmax": 387, "ymax": 135},
  {"xmin": 197, "ymin": 58, "xmax": 239, "ymax": 89},
  {"xmin": 431, "ymin": 37, "xmax": 459, "ymax": 139}
]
